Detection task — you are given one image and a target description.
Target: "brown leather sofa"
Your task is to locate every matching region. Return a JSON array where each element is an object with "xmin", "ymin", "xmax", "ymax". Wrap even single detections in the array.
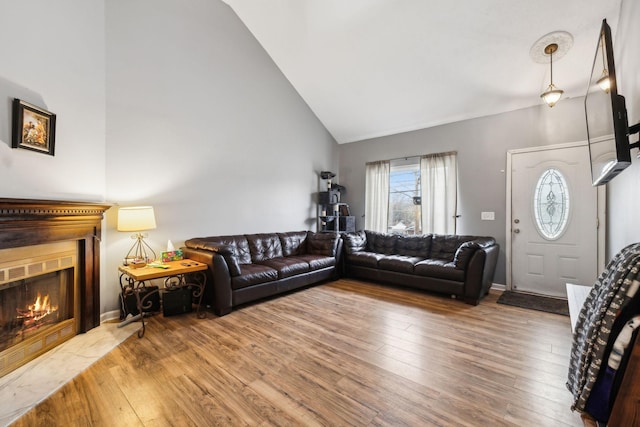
[
  {"xmin": 182, "ymin": 231, "xmax": 342, "ymax": 316},
  {"xmin": 342, "ymin": 230, "xmax": 499, "ymax": 305}
]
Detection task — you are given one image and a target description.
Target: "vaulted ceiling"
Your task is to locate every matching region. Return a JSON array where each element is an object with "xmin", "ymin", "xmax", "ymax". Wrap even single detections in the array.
[{"xmin": 222, "ymin": 0, "xmax": 622, "ymax": 144}]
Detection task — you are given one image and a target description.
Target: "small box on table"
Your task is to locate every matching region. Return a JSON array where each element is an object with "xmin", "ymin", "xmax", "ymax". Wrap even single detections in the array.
[{"xmin": 161, "ymin": 249, "xmax": 183, "ymax": 262}]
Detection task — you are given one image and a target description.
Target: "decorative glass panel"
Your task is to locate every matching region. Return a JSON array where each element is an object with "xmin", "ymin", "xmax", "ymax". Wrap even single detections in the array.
[{"xmin": 533, "ymin": 168, "xmax": 570, "ymax": 240}]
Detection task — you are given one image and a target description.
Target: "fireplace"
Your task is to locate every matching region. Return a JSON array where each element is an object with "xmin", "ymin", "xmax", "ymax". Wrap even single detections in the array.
[{"xmin": 0, "ymin": 199, "xmax": 110, "ymax": 377}]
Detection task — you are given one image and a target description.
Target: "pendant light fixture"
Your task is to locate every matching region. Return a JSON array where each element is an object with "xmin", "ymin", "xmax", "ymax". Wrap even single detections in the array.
[
  {"xmin": 540, "ymin": 43, "xmax": 564, "ymax": 107},
  {"xmin": 530, "ymin": 31, "xmax": 572, "ymax": 108}
]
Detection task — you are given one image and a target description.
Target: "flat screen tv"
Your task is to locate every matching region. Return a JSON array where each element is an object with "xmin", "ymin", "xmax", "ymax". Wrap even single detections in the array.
[{"xmin": 585, "ymin": 19, "xmax": 633, "ymax": 186}]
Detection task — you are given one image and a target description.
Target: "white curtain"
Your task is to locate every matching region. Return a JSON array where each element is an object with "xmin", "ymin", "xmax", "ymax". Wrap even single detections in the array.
[
  {"xmin": 420, "ymin": 151, "xmax": 458, "ymax": 235},
  {"xmin": 365, "ymin": 161, "xmax": 390, "ymax": 232}
]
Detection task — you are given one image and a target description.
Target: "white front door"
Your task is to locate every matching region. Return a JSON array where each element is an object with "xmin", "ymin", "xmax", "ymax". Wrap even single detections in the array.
[{"xmin": 507, "ymin": 143, "xmax": 602, "ymax": 298}]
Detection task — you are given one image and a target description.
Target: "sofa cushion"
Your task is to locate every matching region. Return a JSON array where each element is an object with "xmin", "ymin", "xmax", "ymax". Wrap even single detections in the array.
[
  {"xmin": 257, "ymin": 257, "xmax": 310, "ymax": 279},
  {"xmin": 343, "ymin": 231, "xmax": 367, "ymax": 254},
  {"xmin": 365, "ymin": 231, "xmax": 398, "ymax": 254},
  {"xmin": 278, "ymin": 231, "xmax": 308, "ymax": 256},
  {"xmin": 378, "ymin": 255, "xmax": 424, "ymax": 274},
  {"xmin": 346, "ymin": 251, "xmax": 386, "ymax": 268},
  {"xmin": 307, "ymin": 232, "xmax": 340, "ymax": 257},
  {"xmin": 296, "ymin": 254, "xmax": 336, "ymax": 270},
  {"xmin": 429, "ymin": 235, "xmax": 474, "ymax": 261},
  {"xmin": 395, "ymin": 234, "xmax": 432, "ymax": 257},
  {"xmin": 247, "ymin": 233, "xmax": 284, "ymax": 262},
  {"xmin": 231, "ymin": 263, "xmax": 278, "ymax": 290},
  {"xmin": 215, "ymin": 247, "xmax": 242, "ymax": 277},
  {"xmin": 414, "ymin": 259, "xmax": 464, "ymax": 281}
]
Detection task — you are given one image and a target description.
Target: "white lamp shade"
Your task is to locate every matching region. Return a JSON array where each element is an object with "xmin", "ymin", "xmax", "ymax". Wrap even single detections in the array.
[
  {"xmin": 540, "ymin": 86, "xmax": 563, "ymax": 107},
  {"xmin": 117, "ymin": 206, "xmax": 157, "ymax": 231}
]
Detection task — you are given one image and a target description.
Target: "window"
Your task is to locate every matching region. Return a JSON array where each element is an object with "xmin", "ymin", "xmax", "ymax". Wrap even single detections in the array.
[
  {"xmin": 388, "ymin": 158, "xmax": 421, "ymax": 235},
  {"xmin": 533, "ymin": 168, "xmax": 570, "ymax": 240},
  {"xmin": 365, "ymin": 151, "xmax": 457, "ymax": 235}
]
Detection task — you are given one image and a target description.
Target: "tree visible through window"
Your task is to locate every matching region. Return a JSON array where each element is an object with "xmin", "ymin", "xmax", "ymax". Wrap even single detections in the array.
[{"xmin": 388, "ymin": 157, "xmax": 421, "ymax": 235}]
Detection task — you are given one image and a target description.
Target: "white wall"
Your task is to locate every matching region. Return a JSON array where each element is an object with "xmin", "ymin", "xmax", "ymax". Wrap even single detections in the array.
[
  {"xmin": 0, "ymin": 1, "xmax": 108, "ymax": 315},
  {"xmin": 338, "ymin": 97, "xmax": 589, "ymax": 285},
  {"xmin": 0, "ymin": 1, "xmax": 106, "ymax": 200},
  {"xmin": 605, "ymin": 0, "xmax": 640, "ymax": 258},
  {"xmin": 104, "ymin": 0, "xmax": 337, "ymax": 314}
]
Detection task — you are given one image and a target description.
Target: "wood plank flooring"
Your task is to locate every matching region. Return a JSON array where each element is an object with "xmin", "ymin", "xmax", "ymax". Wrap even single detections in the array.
[{"xmin": 11, "ymin": 279, "xmax": 584, "ymax": 426}]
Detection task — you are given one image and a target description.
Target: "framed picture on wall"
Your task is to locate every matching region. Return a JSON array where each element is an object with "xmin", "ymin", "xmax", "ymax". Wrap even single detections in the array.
[{"xmin": 12, "ymin": 99, "xmax": 56, "ymax": 156}]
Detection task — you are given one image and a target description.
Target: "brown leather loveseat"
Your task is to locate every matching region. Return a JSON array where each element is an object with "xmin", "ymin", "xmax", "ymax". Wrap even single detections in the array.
[
  {"xmin": 183, "ymin": 231, "xmax": 342, "ymax": 316},
  {"xmin": 342, "ymin": 230, "xmax": 498, "ymax": 305}
]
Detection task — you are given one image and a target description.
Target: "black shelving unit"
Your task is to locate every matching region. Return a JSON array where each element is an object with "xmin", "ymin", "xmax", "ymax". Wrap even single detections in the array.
[{"xmin": 318, "ymin": 190, "xmax": 355, "ymax": 233}]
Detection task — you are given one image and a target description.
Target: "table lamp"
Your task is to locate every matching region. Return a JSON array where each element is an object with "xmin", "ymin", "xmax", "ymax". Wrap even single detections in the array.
[{"xmin": 117, "ymin": 206, "xmax": 157, "ymax": 264}]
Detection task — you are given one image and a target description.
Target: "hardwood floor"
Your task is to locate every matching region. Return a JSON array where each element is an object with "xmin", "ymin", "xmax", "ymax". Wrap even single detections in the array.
[{"xmin": 11, "ymin": 279, "xmax": 583, "ymax": 426}]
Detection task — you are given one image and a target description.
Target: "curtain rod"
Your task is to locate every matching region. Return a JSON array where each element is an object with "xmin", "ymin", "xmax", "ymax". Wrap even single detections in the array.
[{"xmin": 366, "ymin": 150, "xmax": 457, "ymax": 165}]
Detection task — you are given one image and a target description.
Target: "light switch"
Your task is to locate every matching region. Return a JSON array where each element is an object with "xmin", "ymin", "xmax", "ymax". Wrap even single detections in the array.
[{"xmin": 481, "ymin": 211, "xmax": 495, "ymax": 221}]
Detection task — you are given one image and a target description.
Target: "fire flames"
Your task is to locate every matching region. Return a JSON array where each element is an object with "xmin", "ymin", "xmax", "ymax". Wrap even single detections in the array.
[
  {"xmin": 27, "ymin": 292, "xmax": 58, "ymax": 319},
  {"xmin": 16, "ymin": 292, "xmax": 59, "ymax": 325}
]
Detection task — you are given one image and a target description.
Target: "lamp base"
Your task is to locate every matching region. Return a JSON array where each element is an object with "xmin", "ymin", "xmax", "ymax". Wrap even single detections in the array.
[{"xmin": 124, "ymin": 233, "xmax": 157, "ymax": 264}]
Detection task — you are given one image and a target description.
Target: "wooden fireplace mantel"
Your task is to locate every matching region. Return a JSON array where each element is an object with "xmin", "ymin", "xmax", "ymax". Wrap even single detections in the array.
[{"xmin": 0, "ymin": 198, "xmax": 112, "ymax": 332}]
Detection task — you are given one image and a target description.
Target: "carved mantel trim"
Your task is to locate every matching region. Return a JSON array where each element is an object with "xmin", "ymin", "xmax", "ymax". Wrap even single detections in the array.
[{"xmin": 0, "ymin": 198, "xmax": 112, "ymax": 332}]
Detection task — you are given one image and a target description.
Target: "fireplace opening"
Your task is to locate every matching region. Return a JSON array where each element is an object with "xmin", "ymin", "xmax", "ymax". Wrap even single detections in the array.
[
  {"xmin": 0, "ymin": 269, "xmax": 74, "ymax": 353},
  {"xmin": 0, "ymin": 199, "xmax": 110, "ymax": 379},
  {"xmin": 0, "ymin": 240, "xmax": 80, "ymax": 377}
]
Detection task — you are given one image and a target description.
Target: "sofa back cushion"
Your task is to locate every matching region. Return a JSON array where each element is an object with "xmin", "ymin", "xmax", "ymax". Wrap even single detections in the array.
[
  {"xmin": 343, "ymin": 231, "xmax": 367, "ymax": 254},
  {"xmin": 365, "ymin": 231, "xmax": 397, "ymax": 254},
  {"xmin": 246, "ymin": 233, "xmax": 284, "ymax": 262},
  {"xmin": 278, "ymin": 231, "xmax": 308, "ymax": 256},
  {"xmin": 307, "ymin": 232, "xmax": 340, "ymax": 257},
  {"xmin": 395, "ymin": 234, "xmax": 432, "ymax": 257}
]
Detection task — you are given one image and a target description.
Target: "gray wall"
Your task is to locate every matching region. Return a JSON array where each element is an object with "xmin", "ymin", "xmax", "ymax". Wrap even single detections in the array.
[
  {"xmin": 103, "ymin": 0, "xmax": 337, "ymax": 315},
  {"xmin": 0, "ymin": 0, "xmax": 338, "ymax": 319},
  {"xmin": 2, "ymin": 0, "xmax": 638, "ymax": 315},
  {"xmin": 606, "ymin": 0, "xmax": 640, "ymax": 258},
  {"xmin": 338, "ymin": 97, "xmax": 589, "ymax": 285}
]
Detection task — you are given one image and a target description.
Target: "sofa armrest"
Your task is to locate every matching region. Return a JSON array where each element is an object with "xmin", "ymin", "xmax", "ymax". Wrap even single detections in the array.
[
  {"xmin": 453, "ymin": 237, "xmax": 496, "ymax": 269},
  {"xmin": 196, "ymin": 244, "xmax": 241, "ymax": 277},
  {"xmin": 462, "ymin": 243, "xmax": 499, "ymax": 305},
  {"xmin": 182, "ymin": 247, "xmax": 233, "ymax": 316}
]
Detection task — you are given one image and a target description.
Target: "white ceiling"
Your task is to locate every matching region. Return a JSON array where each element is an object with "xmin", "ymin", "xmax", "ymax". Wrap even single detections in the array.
[{"xmin": 222, "ymin": 0, "xmax": 622, "ymax": 144}]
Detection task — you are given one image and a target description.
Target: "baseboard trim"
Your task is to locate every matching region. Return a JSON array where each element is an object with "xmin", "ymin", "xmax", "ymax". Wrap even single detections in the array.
[
  {"xmin": 100, "ymin": 310, "xmax": 121, "ymax": 323},
  {"xmin": 491, "ymin": 283, "xmax": 506, "ymax": 291}
]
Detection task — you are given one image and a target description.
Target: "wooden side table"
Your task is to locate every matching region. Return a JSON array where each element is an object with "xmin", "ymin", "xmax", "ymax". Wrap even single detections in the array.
[{"xmin": 118, "ymin": 259, "xmax": 208, "ymax": 338}]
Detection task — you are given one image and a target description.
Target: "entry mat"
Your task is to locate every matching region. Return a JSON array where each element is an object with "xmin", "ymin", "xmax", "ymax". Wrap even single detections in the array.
[{"xmin": 497, "ymin": 291, "xmax": 570, "ymax": 316}]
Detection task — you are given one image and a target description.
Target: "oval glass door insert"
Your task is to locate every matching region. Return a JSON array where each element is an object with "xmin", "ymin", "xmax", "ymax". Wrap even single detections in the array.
[{"xmin": 533, "ymin": 168, "xmax": 570, "ymax": 240}]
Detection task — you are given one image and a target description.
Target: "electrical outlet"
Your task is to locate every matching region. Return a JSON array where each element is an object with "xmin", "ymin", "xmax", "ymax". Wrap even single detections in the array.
[{"xmin": 481, "ymin": 211, "xmax": 495, "ymax": 221}]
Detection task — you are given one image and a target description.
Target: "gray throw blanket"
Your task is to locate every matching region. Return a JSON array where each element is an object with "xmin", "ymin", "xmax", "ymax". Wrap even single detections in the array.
[{"xmin": 566, "ymin": 242, "xmax": 640, "ymax": 412}]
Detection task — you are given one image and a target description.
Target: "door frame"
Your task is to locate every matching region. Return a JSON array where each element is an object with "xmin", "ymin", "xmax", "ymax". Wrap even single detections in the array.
[{"xmin": 505, "ymin": 141, "xmax": 606, "ymax": 292}]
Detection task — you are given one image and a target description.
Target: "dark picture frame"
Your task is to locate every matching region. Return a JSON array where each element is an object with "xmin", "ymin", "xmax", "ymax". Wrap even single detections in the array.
[{"xmin": 12, "ymin": 99, "xmax": 56, "ymax": 156}]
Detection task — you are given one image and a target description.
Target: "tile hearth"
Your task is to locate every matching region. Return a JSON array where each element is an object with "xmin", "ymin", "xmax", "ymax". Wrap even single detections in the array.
[{"xmin": 0, "ymin": 321, "xmax": 138, "ymax": 426}]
